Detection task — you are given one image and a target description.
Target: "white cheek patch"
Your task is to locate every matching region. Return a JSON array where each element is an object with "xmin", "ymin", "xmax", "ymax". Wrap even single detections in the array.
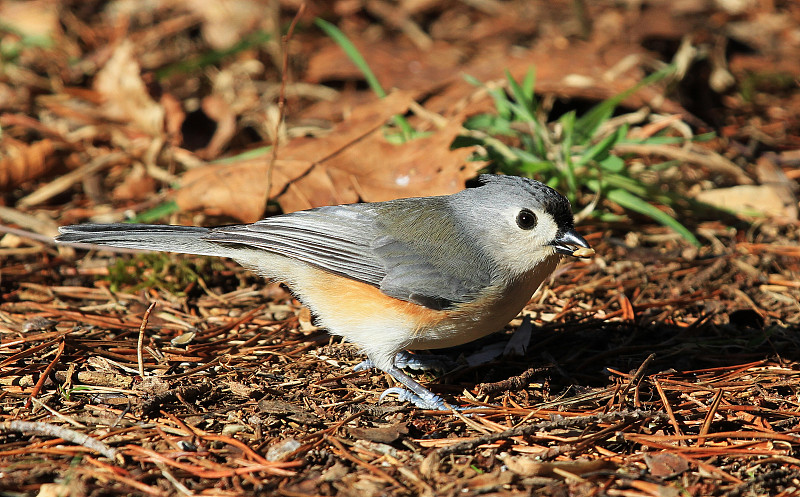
[{"xmin": 485, "ymin": 209, "xmax": 560, "ymax": 278}]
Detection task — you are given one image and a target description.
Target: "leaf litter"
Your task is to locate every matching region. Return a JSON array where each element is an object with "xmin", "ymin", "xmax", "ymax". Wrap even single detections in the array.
[{"xmin": 1, "ymin": 1, "xmax": 800, "ymax": 496}]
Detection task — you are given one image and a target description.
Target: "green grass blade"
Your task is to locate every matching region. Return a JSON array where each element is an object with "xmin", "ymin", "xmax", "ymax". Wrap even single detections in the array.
[
  {"xmin": 488, "ymin": 87, "xmax": 513, "ymax": 120},
  {"xmin": 606, "ymin": 187, "xmax": 700, "ymax": 246},
  {"xmin": 520, "ymin": 67, "xmax": 536, "ymax": 103},
  {"xmin": 574, "ymin": 64, "xmax": 675, "ymax": 143},
  {"xmin": 620, "ymin": 131, "xmax": 716, "ymax": 146},
  {"xmin": 463, "ymin": 73, "xmax": 483, "ymax": 86},
  {"xmin": 505, "ymin": 68, "xmax": 536, "ymax": 122},
  {"xmin": 156, "ymin": 30, "xmax": 271, "ymax": 80},
  {"xmin": 576, "ymin": 123, "xmax": 628, "ymax": 167},
  {"xmin": 315, "ymin": 18, "xmax": 386, "ymax": 97},
  {"xmin": 315, "ymin": 18, "xmax": 414, "ymax": 140},
  {"xmin": 211, "ymin": 146, "xmax": 272, "ymax": 164},
  {"xmin": 558, "ymin": 111, "xmax": 577, "ymax": 197},
  {"xmin": 127, "ymin": 200, "xmax": 180, "ymax": 223},
  {"xmin": 599, "ymin": 155, "xmax": 625, "ymax": 172}
]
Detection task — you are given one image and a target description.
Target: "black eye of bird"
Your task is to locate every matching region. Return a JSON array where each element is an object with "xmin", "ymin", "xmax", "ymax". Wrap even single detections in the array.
[{"xmin": 516, "ymin": 209, "xmax": 537, "ymax": 230}]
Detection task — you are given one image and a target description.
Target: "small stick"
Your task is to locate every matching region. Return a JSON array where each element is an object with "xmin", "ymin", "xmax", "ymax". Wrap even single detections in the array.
[
  {"xmin": 653, "ymin": 377, "xmax": 684, "ymax": 442},
  {"xmin": 26, "ymin": 339, "xmax": 65, "ymax": 409},
  {"xmin": 266, "ymin": 3, "xmax": 306, "ymax": 201},
  {"xmin": 327, "ymin": 435, "xmax": 405, "ymax": 488},
  {"xmin": 1, "ymin": 420, "xmax": 120, "ymax": 462},
  {"xmin": 618, "ymin": 353, "xmax": 655, "ymax": 409},
  {"xmin": 138, "ymin": 301, "xmax": 157, "ymax": 378},
  {"xmin": 476, "ymin": 366, "xmax": 552, "ymax": 396},
  {"xmin": 434, "ymin": 409, "xmax": 667, "ymax": 458},
  {"xmin": 697, "ymin": 388, "xmax": 724, "ymax": 447}
]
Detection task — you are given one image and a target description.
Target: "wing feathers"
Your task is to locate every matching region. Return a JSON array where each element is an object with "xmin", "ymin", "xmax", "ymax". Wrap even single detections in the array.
[
  {"xmin": 201, "ymin": 201, "xmax": 494, "ymax": 308},
  {"xmin": 203, "ymin": 206, "xmax": 387, "ymax": 287}
]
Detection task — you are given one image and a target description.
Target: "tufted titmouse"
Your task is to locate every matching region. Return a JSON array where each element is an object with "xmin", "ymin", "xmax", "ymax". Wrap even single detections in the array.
[{"xmin": 56, "ymin": 174, "xmax": 592, "ymax": 410}]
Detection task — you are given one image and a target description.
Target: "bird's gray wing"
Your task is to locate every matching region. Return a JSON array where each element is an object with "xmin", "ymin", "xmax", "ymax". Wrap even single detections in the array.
[
  {"xmin": 203, "ymin": 199, "xmax": 494, "ymax": 310},
  {"xmin": 203, "ymin": 204, "xmax": 387, "ymax": 287},
  {"xmin": 369, "ymin": 198, "xmax": 494, "ymax": 309}
]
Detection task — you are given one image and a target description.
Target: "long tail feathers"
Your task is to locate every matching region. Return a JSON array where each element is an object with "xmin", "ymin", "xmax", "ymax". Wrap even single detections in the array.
[{"xmin": 56, "ymin": 223, "xmax": 228, "ymax": 257}]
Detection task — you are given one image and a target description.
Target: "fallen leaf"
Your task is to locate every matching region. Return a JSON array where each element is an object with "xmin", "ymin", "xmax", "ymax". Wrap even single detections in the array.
[
  {"xmin": 306, "ymin": 38, "xmax": 463, "ymax": 95},
  {"xmin": 276, "ymin": 111, "xmax": 479, "ymax": 212},
  {"xmin": 754, "ymin": 155, "xmax": 798, "ymax": 221},
  {"xmin": 174, "ymin": 91, "xmax": 417, "ymax": 221},
  {"xmin": 643, "ymin": 452, "xmax": 690, "ymax": 478},
  {"xmin": 0, "ymin": 0, "xmax": 60, "ymax": 39},
  {"xmin": 111, "ymin": 163, "xmax": 157, "ymax": 201},
  {"xmin": 258, "ymin": 399, "xmax": 321, "ymax": 425},
  {"xmin": 347, "ymin": 422, "xmax": 408, "ymax": 443},
  {"xmin": 181, "ymin": 0, "xmax": 265, "ymax": 50},
  {"xmin": 465, "ymin": 468, "xmax": 513, "ymax": 491},
  {"xmin": 196, "ymin": 94, "xmax": 237, "ymax": 159},
  {"xmin": 93, "ymin": 40, "xmax": 165, "ymax": 137},
  {"xmin": 265, "ymin": 437, "xmax": 302, "ymax": 462},
  {"xmin": 695, "ymin": 185, "xmax": 797, "ymax": 220},
  {"xmin": 426, "ymin": 40, "xmax": 688, "ymax": 118},
  {"xmin": 501, "ymin": 456, "xmax": 615, "ymax": 477},
  {"xmin": 161, "ymin": 93, "xmax": 186, "ymax": 146},
  {"xmin": 0, "ymin": 138, "xmax": 56, "ymax": 190}
]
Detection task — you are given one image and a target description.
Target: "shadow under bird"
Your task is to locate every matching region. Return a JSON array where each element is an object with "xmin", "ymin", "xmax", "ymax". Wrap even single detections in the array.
[{"xmin": 56, "ymin": 174, "xmax": 593, "ymax": 410}]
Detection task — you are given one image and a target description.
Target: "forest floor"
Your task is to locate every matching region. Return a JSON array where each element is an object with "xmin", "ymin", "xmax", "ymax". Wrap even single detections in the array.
[{"xmin": 1, "ymin": 1, "xmax": 800, "ymax": 496}]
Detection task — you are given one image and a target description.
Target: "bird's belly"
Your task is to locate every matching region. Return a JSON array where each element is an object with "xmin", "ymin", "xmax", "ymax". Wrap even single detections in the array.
[{"xmin": 408, "ymin": 256, "xmax": 559, "ymax": 350}]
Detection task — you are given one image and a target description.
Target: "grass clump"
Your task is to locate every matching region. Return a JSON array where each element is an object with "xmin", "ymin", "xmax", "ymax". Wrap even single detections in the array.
[{"xmin": 454, "ymin": 67, "xmax": 715, "ymax": 246}]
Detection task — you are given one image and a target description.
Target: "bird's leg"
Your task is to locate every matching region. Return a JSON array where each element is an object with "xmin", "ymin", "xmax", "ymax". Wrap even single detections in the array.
[
  {"xmin": 354, "ymin": 352, "xmax": 468, "ymax": 410},
  {"xmin": 353, "ymin": 351, "xmax": 454, "ymax": 372},
  {"xmin": 379, "ymin": 365, "xmax": 452, "ymax": 411}
]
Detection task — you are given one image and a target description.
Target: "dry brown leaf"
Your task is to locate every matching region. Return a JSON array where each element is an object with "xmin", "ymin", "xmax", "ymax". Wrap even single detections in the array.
[
  {"xmin": 643, "ymin": 453, "xmax": 690, "ymax": 478},
  {"xmin": 306, "ymin": 38, "xmax": 463, "ymax": 94},
  {"xmin": 161, "ymin": 93, "xmax": 186, "ymax": 146},
  {"xmin": 93, "ymin": 41, "xmax": 165, "ymax": 137},
  {"xmin": 347, "ymin": 422, "xmax": 409, "ymax": 444},
  {"xmin": 695, "ymin": 185, "xmax": 797, "ymax": 220},
  {"xmin": 175, "ymin": 156, "xmax": 306, "ymax": 222},
  {"xmin": 275, "ymin": 111, "xmax": 479, "ymax": 213},
  {"xmin": 180, "ymin": 0, "xmax": 266, "ymax": 50},
  {"xmin": 174, "ymin": 91, "xmax": 417, "ymax": 221},
  {"xmin": 196, "ymin": 94, "xmax": 237, "ymax": 160},
  {"xmin": 425, "ymin": 41, "xmax": 688, "ymax": 119},
  {"xmin": 279, "ymin": 165, "xmax": 360, "ymax": 213},
  {"xmin": 754, "ymin": 155, "xmax": 798, "ymax": 221},
  {"xmin": 0, "ymin": 138, "xmax": 56, "ymax": 190},
  {"xmin": 501, "ymin": 456, "xmax": 615, "ymax": 477},
  {"xmin": 0, "ymin": 0, "xmax": 60, "ymax": 39},
  {"xmin": 111, "ymin": 163, "xmax": 156, "ymax": 201}
]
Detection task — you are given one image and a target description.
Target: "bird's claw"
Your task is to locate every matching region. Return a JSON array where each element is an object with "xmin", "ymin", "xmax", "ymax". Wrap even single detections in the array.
[{"xmin": 379, "ymin": 387, "xmax": 453, "ymax": 410}]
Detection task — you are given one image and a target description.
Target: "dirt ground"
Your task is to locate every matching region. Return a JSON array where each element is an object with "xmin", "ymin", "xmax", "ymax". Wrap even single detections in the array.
[{"xmin": 1, "ymin": 1, "xmax": 800, "ymax": 496}]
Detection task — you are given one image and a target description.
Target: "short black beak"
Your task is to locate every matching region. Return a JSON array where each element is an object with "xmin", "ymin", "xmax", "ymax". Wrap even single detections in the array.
[{"xmin": 552, "ymin": 228, "xmax": 591, "ymax": 256}]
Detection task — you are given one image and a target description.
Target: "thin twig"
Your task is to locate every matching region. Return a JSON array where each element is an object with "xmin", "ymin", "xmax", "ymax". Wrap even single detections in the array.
[
  {"xmin": 266, "ymin": 3, "xmax": 305, "ymax": 202},
  {"xmin": 434, "ymin": 409, "xmax": 668, "ymax": 458},
  {"xmin": 85, "ymin": 456, "xmax": 166, "ymax": 496},
  {"xmin": 697, "ymin": 388, "xmax": 724, "ymax": 446},
  {"xmin": 18, "ymin": 152, "xmax": 128, "ymax": 207},
  {"xmin": 618, "ymin": 353, "xmax": 656, "ymax": 409},
  {"xmin": 25, "ymin": 339, "xmax": 65, "ymax": 409},
  {"xmin": 138, "ymin": 301, "xmax": 157, "ymax": 378},
  {"xmin": 326, "ymin": 436, "xmax": 405, "ymax": 489},
  {"xmin": 476, "ymin": 366, "xmax": 552, "ymax": 396},
  {"xmin": 653, "ymin": 377, "xmax": 685, "ymax": 443},
  {"xmin": 1, "ymin": 420, "xmax": 120, "ymax": 462}
]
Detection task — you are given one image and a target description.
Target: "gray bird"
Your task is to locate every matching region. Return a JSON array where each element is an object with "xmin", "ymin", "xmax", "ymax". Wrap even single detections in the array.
[{"xmin": 56, "ymin": 175, "xmax": 592, "ymax": 410}]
